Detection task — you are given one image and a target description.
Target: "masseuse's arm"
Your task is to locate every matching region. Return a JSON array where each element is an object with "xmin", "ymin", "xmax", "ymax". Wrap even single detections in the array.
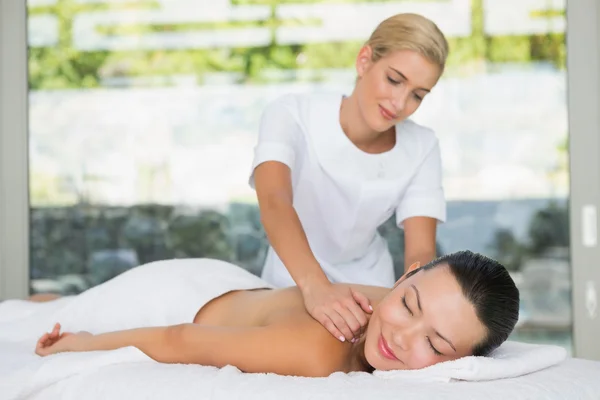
[
  {"xmin": 35, "ymin": 322, "xmax": 342, "ymax": 377},
  {"xmin": 403, "ymin": 216, "xmax": 437, "ymax": 272},
  {"xmin": 252, "ymin": 99, "xmax": 330, "ymax": 296},
  {"xmin": 254, "ymin": 161, "xmax": 327, "ymax": 292},
  {"xmin": 254, "ymin": 162, "xmax": 371, "ymax": 343},
  {"xmin": 397, "ymin": 138, "xmax": 445, "ymax": 273}
]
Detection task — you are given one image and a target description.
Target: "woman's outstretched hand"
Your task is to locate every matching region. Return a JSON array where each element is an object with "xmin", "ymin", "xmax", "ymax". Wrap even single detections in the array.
[
  {"xmin": 301, "ymin": 281, "xmax": 372, "ymax": 343},
  {"xmin": 35, "ymin": 323, "xmax": 93, "ymax": 356}
]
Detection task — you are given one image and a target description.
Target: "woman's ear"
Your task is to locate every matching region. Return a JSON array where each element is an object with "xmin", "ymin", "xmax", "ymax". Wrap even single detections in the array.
[
  {"xmin": 407, "ymin": 261, "xmax": 421, "ymax": 273},
  {"xmin": 355, "ymin": 45, "xmax": 373, "ymax": 78},
  {"xmin": 392, "ymin": 262, "xmax": 421, "ymax": 289}
]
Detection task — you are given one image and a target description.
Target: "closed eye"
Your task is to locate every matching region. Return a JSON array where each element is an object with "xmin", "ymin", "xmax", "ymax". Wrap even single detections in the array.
[
  {"xmin": 402, "ymin": 296, "xmax": 413, "ymax": 316},
  {"xmin": 387, "ymin": 76, "xmax": 423, "ymax": 101},
  {"xmin": 427, "ymin": 337, "xmax": 443, "ymax": 356}
]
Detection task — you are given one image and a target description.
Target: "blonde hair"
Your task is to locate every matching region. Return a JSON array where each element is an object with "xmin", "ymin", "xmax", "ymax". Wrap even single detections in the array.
[{"xmin": 365, "ymin": 13, "xmax": 449, "ymax": 72}]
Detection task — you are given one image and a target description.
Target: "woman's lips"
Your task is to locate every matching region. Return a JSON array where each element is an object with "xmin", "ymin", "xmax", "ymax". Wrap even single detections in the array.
[
  {"xmin": 378, "ymin": 334, "xmax": 399, "ymax": 361},
  {"xmin": 379, "ymin": 105, "xmax": 397, "ymax": 120}
]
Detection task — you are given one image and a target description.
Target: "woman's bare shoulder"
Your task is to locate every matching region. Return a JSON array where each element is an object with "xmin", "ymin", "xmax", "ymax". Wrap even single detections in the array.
[
  {"xmin": 340, "ymin": 283, "xmax": 390, "ymax": 303},
  {"xmin": 267, "ymin": 311, "xmax": 352, "ymax": 375}
]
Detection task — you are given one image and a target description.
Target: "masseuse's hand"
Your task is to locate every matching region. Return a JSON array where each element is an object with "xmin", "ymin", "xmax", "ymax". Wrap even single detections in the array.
[
  {"xmin": 35, "ymin": 323, "xmax": 92, "ymax": 356},
  {"xmin": 302, "ymin": 281, "xmax": 372, "ymax": 343}
]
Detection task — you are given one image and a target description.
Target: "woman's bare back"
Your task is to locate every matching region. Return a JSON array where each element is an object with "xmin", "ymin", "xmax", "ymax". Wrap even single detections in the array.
[{"xmin": 194, "ymin": 287, "xmax": 303, "ymax": 326}]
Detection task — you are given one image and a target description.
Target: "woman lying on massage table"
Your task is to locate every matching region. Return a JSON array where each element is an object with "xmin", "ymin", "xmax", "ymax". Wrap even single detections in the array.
[{"xmin": 34, "ymin": 250, "xmax": 519, "ymax": 377}]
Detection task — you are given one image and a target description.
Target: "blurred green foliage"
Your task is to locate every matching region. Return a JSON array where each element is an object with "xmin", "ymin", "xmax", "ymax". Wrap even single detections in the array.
[{"xmin": 28, "ymin": 0, "xmax": 566, "ymax": 89}]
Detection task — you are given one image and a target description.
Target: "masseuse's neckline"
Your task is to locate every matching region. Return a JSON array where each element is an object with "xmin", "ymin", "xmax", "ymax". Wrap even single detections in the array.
[{"xmin": 337, "ymin": 95, "xmax": 401, "ymax": 158}]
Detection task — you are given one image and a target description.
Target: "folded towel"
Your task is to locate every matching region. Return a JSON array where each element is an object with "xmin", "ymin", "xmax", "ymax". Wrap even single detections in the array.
[{"xmin": 374, "ymin": 341, "xmax": 567, "ymax": 382}]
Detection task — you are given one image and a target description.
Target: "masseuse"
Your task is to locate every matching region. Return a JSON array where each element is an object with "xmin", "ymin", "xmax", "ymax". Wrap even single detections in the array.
[{"xmin": 249, "ymin": 13, "xmax": 448, "ymax": 344}]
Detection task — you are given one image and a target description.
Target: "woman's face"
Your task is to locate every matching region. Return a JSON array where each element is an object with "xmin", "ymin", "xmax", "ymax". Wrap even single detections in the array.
[
  {"xmin": 354, "ymin": 47, "xmax": 441, "ymax": 133},
  {"xmin": 364, "ymin": 265, "xmax": 487, "ymax": 371}
]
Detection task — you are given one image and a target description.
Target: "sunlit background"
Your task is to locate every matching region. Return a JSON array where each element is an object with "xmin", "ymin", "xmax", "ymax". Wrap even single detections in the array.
[{"xmin": 27, "ymin": 0, "xmax": 570, "ymax": 351}]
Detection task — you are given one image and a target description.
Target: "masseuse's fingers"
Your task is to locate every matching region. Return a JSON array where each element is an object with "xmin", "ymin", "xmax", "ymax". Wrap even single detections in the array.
[
  {"xmin": 320, "ymin": 316, "xmax": 346, "ymax": 342},
  {"xmin": 350, "ymin": 288, "xmax": 373, "ymax": 315},
  {"xmin": 343, "ymin": 301, "xmax": 369, "ymax": 338},
  {"xmin": 334, "ymin": 302, "xmax": 362, "ymax": 338},
  {"xmin": 348, "ymin": 290, "xmax": 371, "ymax": 337},
  {"xmin": 326, "ymin": 309, "xmax": 355, "ymax": 342}
]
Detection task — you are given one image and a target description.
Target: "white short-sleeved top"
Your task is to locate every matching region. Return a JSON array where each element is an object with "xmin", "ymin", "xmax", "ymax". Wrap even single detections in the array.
[{"xmin": 249, "ymin": 92, "xmax": 446, "ymax": 288}]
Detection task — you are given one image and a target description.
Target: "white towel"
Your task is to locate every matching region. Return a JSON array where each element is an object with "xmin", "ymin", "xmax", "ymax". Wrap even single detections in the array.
[
  {"xmin": 374, "ymin": 341, "xmax": 567, "ymax": 382},
  {"xmin": 0, "ymin": 258, "xmax": 272, "ymax": 343}
]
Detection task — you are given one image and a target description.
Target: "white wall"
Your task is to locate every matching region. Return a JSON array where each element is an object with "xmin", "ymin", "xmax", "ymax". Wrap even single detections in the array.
[{"xmin": 0, "ymin": 0, "xmax": 29, "ymax": 300}]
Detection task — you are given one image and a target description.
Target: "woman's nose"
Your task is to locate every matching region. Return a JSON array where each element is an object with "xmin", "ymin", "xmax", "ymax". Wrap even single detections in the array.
[
  {"xmin": 391, "ymin": 328, "xmax": 413, "ymax": 351},
  {"xmin": 391, "ymin": 91, "xmax": 408, "ymax": 113},
  {"xmin": 391, "ymin": 322, "xmax": 420, "ymax": 351}
]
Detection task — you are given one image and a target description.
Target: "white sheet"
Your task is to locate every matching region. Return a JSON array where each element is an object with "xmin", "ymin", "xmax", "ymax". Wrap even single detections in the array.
[
  {"xmin": 1, "ymin": 340, "xmax": 599, "ymax": 400},
  {"xmin": 1, "ymin": 258, "xmax": 598, "ymax": 399}
]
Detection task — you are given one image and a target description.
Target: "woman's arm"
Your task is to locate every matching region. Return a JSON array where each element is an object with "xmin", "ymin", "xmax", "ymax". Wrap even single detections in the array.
[
  {"xmin": 36, "ymin": 321, "xmax": 341, "ymax": 377},
  {"xmin": 403, "ymin": 216, "xmax": 438, "ymax": 272}
]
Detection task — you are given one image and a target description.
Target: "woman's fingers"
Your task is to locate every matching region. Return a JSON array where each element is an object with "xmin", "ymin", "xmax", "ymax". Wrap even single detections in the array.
[
  {"xmin": 35, "ymin": 323, "xmax": 63, "ymax": 356},
  {"xmin": 50, "ymin": 323, "xmax": 61, "ymax": 338},
  {"xmin": 37, "ymin": 333, "xmax": 49, "ymax": 347},
  {"xmin": 36, "ymin": 333, "xmax": 52, "ymax": 355}
]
